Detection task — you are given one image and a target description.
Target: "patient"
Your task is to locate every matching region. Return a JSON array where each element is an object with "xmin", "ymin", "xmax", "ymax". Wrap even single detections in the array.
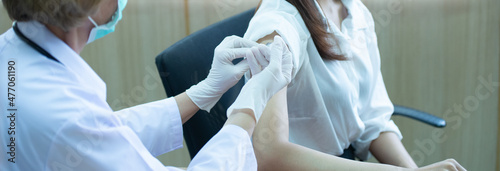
[{"xmin": 243, "ymin": 0, "xmax": 465, "ymax": 170}]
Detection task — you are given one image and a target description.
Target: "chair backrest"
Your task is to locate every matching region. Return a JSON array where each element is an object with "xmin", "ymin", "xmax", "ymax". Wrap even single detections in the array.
[{"xmin": 155, "ymin": 9, "xmax": 255, "ymax": 158}]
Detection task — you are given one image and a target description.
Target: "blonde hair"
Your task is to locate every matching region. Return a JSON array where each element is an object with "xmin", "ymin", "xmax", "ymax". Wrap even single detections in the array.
[{"xmin": 2, "ymin": 0, "xmax": 101, "ymax": 31}]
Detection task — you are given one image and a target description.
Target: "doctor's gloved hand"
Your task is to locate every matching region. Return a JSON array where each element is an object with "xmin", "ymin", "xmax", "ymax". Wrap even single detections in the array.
[
  {"xmin": 186, "ymin": 36, "xmax": 258, "ymax": 112},
  {"xmin": 227, "ymin": 36, "xmax": 293, "ymax": 122},
  {"xmin": 245, "ymin": 43, "xmax": 270, "ymax": 78}
]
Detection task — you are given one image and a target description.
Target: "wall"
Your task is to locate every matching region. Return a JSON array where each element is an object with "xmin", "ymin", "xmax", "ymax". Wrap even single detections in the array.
[
  {"xmin": 0, "ymin": 0, "xmax": 498, "ymax": 170},
  {"xmin": 361, "ymin": 0, "xmax": 499, "ymax": 170}
]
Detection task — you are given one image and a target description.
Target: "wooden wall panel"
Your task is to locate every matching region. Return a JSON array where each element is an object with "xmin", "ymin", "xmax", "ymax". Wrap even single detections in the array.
[
  {"xmin": 0, "ymin": 4, "xmax": 11, "ymax": 32},
  {"xmin": 497, "ymin": 23, "xmax": 500, "ymax": 171},
  {"xmin": 187, "ymin": 0, "xmax": 260, "ymax": 34},
  {"xmin": 361, "ymin": 0, "xmax": 499, "ymax": 170}
]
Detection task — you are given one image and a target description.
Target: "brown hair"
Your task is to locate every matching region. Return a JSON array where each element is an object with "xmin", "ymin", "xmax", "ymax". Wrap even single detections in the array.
[
  {"xmin": 2, "ymin": 0, "xmax": 101, "ymax": 31},
  {"xmin": 257, "ymin": 0, "xmax": 346, "ymax": 60}
]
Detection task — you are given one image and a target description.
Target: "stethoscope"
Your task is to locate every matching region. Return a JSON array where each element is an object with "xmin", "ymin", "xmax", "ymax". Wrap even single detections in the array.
[{"xmin": 13, "ymin": 22, "xmax": 62, "ymax": 64}]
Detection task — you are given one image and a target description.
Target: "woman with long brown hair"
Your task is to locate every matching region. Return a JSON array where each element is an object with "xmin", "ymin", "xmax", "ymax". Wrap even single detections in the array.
[{"xmin": 243, "ymin": 0, "xmax": 465, "ymax": 170}]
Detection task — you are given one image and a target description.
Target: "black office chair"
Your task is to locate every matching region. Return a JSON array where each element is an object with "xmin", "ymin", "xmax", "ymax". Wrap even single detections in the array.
[{"xmin": 155, "ymin": 8, "xmax": 446, "ymax": 160}]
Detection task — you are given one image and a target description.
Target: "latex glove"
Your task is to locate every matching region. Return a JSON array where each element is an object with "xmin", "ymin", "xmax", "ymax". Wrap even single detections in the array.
[
  {"xmin": 246, "ymin": 44, "xmax": 270, "ymax": 77},
  {"xmin": 186, "ymin": 36, "xmax": 258, "ymax": 112},
  {"xmin": 227, "ymin": 36, "xmax": 293, "ymax": 121}
]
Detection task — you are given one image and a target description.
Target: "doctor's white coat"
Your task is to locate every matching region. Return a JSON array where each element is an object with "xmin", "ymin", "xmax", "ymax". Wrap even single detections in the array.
[{"xmin": 0, "ymin": 21, "xmax": 256, "ymax": 171}]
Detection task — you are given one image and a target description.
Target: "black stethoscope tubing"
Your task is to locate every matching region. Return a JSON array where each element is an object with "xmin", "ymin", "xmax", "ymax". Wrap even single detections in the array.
[{"xmin": 13, "ymin": 22, "xmax": 62, "ymax": 64}]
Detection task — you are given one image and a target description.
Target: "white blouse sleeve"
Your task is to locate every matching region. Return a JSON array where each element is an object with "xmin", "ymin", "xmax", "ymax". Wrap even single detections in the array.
[
  {"xmin": 352, "ymin": 71, "xmax": 403, "ymax": 160},
  {"xmin": 114, "ymin": 97, "xmax": 183, "ymax": 157},
  {"xmin": 244, "ymin": 0, "xmax": 306, "ymax": 79},
  {"xmin": 187, "ymin": 125, "xmax": 257, "ymax": 171},
  {"xmin": 351, "ymin": 3, "xmax": 403, "ymax": 159}
]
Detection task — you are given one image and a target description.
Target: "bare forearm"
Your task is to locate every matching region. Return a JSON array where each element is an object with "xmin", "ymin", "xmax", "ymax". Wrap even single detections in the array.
[
  {"xmin": 370, "ymin": 132, "xmax": 418, "ymax": 168},
  {"xmin": 266, "ymin": 141, "xmax": 408, "ymax": 171},
  {"xmin": 174, "ymin": 92, "xmax": 257, "ymax": 134},
  {"xmin": 174, "ymin": 92, "xmax": 200, "ymax": 124},
  {"xmin": 253, "ymin": 89, "xmax": 412, "ymax": 171},
  {"xmin": 224, "ymin": 109, "xmax": 256, "ymax": 136}
]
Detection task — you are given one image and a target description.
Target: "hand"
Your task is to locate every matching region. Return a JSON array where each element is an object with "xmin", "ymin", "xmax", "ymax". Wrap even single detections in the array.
[
  {"xmin": 416, "ymin": 159, "xmax": 466, "ymax": 171},
  {"xmin": 227, "ymin": 36, "xmax": 293, "ymax": 122},
  {"xmin": 250, "ymin": 36, "xmax": 292, "ymax": 89},
  {"xmin": 246, "ymin": 44, "xmax": 270, "ymax": 77},
  {"xmin": 186, "ymin": 36, "xmax": 258, "ymax": 112}
]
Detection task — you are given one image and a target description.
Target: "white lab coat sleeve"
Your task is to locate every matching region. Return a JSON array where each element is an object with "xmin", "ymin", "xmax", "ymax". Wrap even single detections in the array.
[
  {"xmin": 187, "ymin": 125, "xmax": 257, "ymax": 171},
  {"xmin": 351, "ymin": 71, "xmax": 403, "ymax": 160},
  {"xmin": 114, "ymin": 97, "xmax": 183, "ymax": 156},
  {"xmin": 243, "ymin": 4, "xmax": 304, "ymax": 79},
  {"xmin": 45, "ymin": 108, "xmax": 184, "ymax": 171}
]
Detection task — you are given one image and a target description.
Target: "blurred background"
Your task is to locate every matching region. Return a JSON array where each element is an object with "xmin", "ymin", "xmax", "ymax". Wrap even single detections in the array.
[{"xmin": 1, "ymin": 0, "xmax": 498, "ymax": 170}]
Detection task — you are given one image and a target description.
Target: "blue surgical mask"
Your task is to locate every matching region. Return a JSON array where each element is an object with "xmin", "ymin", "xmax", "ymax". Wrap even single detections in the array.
[{"xmin": 87, "ymin": 0, "xmax": 128, "ymax": 44}]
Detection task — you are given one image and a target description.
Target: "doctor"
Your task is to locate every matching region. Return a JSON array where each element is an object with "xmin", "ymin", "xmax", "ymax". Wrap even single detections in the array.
[{"xmin": 0, "ymin": 0, "xmax": 292, "ymax": 170}]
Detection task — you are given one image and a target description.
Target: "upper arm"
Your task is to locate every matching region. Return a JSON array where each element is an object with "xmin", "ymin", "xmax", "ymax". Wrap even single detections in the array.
[
  {"xmin": 256, "ymin": 31, "xmax": 280, "ymax": 45},
  {"xmin": 244, "ymin": 12, "xmax": 304, "ymax": 79}
]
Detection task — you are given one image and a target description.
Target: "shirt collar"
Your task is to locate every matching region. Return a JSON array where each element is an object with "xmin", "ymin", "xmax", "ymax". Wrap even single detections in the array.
[
  {"xmin": 342, "ymin": 0, "xmax": 368, "ymax": 29},
  {"xmin": 314, "ymin": 0, "xmax": 368, "ymax": 30},
  {"xmin": 16, "ymin": 21, "xmax": 107, "ymax": 101}
]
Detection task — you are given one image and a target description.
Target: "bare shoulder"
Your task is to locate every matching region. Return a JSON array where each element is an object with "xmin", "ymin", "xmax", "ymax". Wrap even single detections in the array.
[{"xmin": 257, "ymin": 31, "xmax": 280, "ymax": 44}]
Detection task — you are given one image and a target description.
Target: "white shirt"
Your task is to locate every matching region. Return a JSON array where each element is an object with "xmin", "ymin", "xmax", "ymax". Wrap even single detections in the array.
[
  {"xmin": 244, "ymin": 0, "xmax": 402, "ymax": 160},
  {"xmin": 0, "ymin": 21, "xmax": 256, "ymax": 170}
]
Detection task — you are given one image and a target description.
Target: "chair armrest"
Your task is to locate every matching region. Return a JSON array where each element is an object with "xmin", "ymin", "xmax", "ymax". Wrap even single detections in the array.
[{"xmin": 392, "ymin": 105, "xmax": 447, "ymax": 128}]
